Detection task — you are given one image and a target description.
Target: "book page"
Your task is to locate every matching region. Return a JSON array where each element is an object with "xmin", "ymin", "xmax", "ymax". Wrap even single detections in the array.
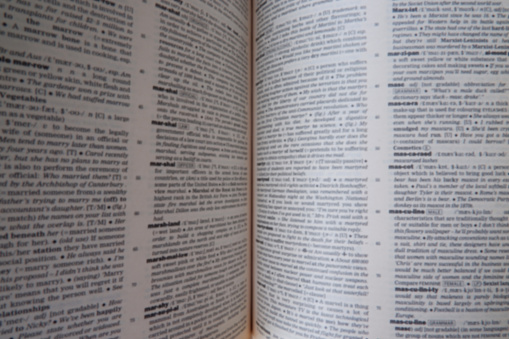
[
  {"xmin": 0, "ymin": 1, "xmax": 250, "ymax": 338},
  {"xmin": 253, "ymin": 0, "xmax": 509, "ymax": 338}
]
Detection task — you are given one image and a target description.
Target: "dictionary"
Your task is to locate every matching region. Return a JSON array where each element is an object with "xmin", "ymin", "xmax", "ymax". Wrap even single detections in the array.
[{"xmin": 0, "ymin": 1, "xmax": 508, "ymax": 338}]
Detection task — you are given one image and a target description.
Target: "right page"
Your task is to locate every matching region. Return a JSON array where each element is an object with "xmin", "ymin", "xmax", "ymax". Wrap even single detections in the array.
[{"xmin": 253, "ymin": 1, "xmax": 509, "ymax": 338}]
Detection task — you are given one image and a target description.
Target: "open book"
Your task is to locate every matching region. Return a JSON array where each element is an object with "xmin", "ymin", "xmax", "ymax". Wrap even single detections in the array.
[{"xmin": 1, "ymin": 0, "xmax": 508, "ymax": 338}]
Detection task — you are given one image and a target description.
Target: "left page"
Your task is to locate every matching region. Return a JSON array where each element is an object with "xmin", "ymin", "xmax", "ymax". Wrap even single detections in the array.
[{"xmin": 0, "ymin": 1, "xmax": 251, "ymax": 338}]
